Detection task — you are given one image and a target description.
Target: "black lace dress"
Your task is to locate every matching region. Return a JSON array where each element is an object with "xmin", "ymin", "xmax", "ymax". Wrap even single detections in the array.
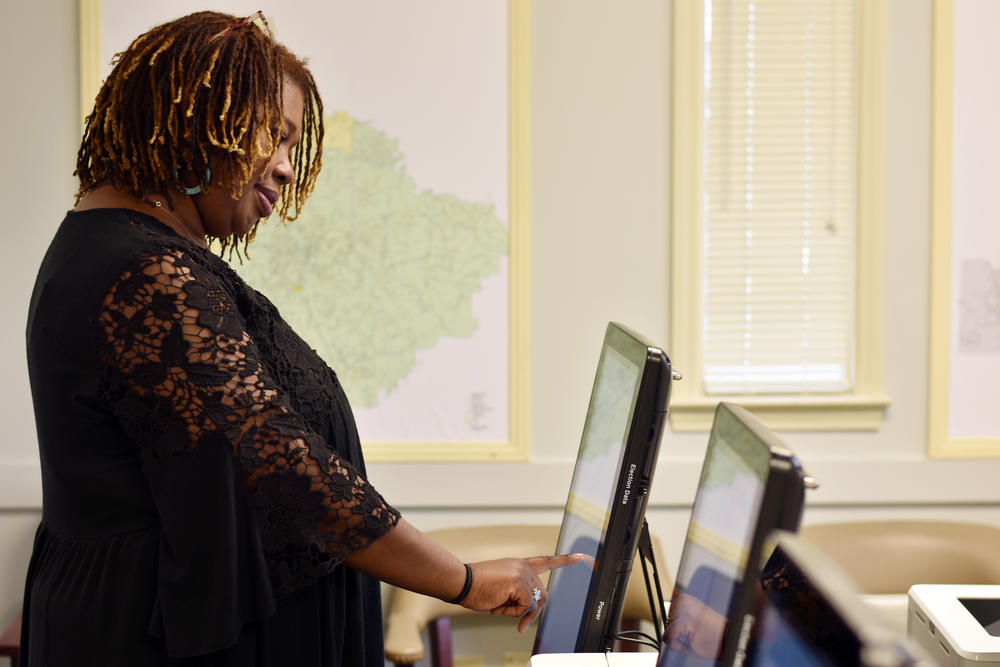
[{"xmin": 21, "ymin": 208, "xmax": 401, "ymax": 666}]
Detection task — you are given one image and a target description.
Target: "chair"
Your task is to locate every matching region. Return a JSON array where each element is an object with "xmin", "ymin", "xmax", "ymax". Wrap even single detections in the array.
[
  {"xmin": 801, "ymin": 520, "xmax": 1000, "ymax": 637},
  {"xmin": 800, "ymin": 520, "xmax": 1000, "ymax": 594},
  {"xmin": 382, "ymin": 524, "xmax": 670, "ymax": 667},
  {"xmin": 0, "ymin": 611, "xmax": 20, "ymax": 667}
]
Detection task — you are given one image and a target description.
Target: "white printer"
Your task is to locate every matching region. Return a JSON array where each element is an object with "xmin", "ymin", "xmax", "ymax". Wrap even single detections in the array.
[{"xmin": 909, "ymin": 585, "xmax": 1000, "ymax": 665}]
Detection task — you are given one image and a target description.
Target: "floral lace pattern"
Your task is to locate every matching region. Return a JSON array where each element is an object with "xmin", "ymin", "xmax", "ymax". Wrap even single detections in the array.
[{"xmin": 96, "ymin": 241, "xmax": 399, "ymax": 597}]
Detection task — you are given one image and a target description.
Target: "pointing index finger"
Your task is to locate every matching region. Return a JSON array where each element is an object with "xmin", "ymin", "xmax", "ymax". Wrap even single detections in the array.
[{"xmin": 527, "ymin": 552, "xmax": 585, "ymax": 574}]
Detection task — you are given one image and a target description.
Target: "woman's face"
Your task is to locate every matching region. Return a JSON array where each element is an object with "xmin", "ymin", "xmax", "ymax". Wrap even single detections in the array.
[{"xmin": 194, "ymin": 79, "xmax": 305, "ymax": 239}]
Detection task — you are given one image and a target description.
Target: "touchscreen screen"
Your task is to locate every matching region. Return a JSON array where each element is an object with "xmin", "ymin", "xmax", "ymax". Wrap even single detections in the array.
[
  {"xmin": 746, "ymin": 547, "xmax": 861, "ymax": 666},
  {"xmin": 747, "ymin": 599, "xmax": 836, "ymax": 667},
  {"xmin": 960, "ymin": 599, "xmax": 1000, "ymax": 637},
  {"xmin": 533, "ymin": 344, "xmax": 641, "ymax": 654},
  {"xmin": 658, "ymin": 411, "xmax": 769, "ymax": 667}
]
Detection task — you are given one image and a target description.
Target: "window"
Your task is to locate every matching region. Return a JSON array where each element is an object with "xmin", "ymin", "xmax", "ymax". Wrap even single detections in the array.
[{"xmin": 670, "ymin": 0, "xmax": 889, "ymax": 430}]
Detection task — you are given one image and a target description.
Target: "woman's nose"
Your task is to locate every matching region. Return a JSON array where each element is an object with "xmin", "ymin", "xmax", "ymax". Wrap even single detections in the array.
[{"xmin": 271, "ymin": 152, "xmax": 294, "ymax": 185}]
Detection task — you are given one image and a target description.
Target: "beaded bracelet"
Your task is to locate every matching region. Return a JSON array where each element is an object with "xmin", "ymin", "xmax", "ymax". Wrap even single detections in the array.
[{"xmin": 446, "ymin": 563, "xmax": 473, "ymax": 604}]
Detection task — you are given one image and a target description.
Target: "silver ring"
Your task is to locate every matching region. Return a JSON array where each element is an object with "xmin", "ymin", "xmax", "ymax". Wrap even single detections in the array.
[{"xmin": 531, "ymin": 587, "xmax": 542, "ymax": 602}]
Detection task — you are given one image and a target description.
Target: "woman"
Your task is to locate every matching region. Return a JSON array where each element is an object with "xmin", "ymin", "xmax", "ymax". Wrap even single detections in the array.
[{"xmin": 22, "ymin": 11, "xmax": 577, "ymax": 666}]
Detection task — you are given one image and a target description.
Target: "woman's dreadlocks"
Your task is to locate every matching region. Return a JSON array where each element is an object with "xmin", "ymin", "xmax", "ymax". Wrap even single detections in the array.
[{"xmin": 76, "ymin": 11, "xmax": 324, "ymax": 257}]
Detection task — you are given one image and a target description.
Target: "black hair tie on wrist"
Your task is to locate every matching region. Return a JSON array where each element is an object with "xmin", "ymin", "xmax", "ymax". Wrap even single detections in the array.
[{"xmin": 446, "ymin": 563, "xmax": 473, "ymax": 604}]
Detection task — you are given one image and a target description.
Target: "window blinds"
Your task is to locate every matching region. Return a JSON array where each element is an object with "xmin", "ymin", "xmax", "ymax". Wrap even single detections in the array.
[{"xmin": 702, "ymin": 0, "xmax": 857, "ymax": 394}]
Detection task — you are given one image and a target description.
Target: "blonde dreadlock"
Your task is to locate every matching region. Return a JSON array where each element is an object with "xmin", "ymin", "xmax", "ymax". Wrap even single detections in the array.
[{"xmin": 76, "ymin": 11, "xmax": 324, "ymax": 258}]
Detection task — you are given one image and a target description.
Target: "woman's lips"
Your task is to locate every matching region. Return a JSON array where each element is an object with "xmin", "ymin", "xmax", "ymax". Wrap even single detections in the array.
[{"xmin": 255, "ymin": 185, "xmax": 278, "ymax": 217}]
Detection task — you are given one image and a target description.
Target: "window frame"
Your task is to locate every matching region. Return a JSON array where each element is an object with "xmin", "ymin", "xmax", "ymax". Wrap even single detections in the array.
[{"xmin": 669, "ymin": 0, "xmax": 890, "ymax": 431}]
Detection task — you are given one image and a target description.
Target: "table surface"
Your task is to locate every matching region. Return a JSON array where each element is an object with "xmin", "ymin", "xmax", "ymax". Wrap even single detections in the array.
[{"xmin": 527, "ymin": 653, "xmax": 658, "ymax": 666}]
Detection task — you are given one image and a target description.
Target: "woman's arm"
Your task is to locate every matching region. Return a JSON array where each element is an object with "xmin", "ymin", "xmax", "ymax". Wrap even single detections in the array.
[
  {"xmin": 345, "ymin": 518, "xmax": 582, "ymax": 632},
  {"xmin": 100, "ymin": 249, "xmax": 579, "ymax": 628}
]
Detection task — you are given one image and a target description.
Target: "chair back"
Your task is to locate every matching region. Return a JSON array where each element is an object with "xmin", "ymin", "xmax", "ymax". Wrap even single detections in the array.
[{"xmin": 801, "ymin": 520, "xmax": 1000, "ymax": 594}]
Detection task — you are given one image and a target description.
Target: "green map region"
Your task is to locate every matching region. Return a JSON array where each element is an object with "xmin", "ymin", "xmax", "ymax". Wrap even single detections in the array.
[{"xmin": 235, "ymin": 112, "xmax": 509, "ymax": 408}]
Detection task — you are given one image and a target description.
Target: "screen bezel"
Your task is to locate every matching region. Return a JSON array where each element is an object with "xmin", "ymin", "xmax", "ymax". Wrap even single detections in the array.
[
  {"xmin": 532, "ymin": 322, "xmax": 672, "ymax": 654},
  {"xmin": 658, "ymin": 402, "xmax": 807, "ymax": 667}
]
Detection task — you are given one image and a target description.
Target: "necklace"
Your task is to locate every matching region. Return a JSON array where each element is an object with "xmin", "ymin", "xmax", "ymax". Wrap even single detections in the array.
[{"xmin": 142, "ymin": 197, "xmax": 205, "ymax": 246}]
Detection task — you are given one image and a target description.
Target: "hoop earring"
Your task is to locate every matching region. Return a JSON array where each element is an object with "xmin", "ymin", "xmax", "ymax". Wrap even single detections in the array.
[{"xmin": 173, "ymin": 166, "xmax": 212, "ymax": 195}]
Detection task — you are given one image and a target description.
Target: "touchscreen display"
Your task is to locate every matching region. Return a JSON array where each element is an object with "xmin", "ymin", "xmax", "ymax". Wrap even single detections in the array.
[
  {"xmin": 960, "ymin": 599, "xmax": 1000, "ymax": 637},
  {"xmin": 748, "ymin": 599, "xmax": 837, "ymax": 667},
  {"xmin": 658, "ymin": 413, "xmax": 769, "ymax": 667},
  {"xmin": 534, "ymin": 344, "xmax": 641, "ymax": 654},
  {"xmin": 747, "ymin": 548, "xmax": 861, "ymax": 666}
]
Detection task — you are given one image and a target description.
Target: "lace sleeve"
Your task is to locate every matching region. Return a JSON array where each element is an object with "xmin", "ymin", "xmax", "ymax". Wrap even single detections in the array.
[{"xmin": 96, "ymin": 248, "xmax": 399, "ymax": 591}]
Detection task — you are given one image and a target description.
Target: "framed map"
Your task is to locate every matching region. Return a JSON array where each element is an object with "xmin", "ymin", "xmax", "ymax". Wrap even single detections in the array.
[
  {"xmin": 929, "ymin": 0, "xmax": 1000, "ymax": 457},
  {"xmin": 79, "ymin": 0, "xmax": 529, "ymax": 461}
]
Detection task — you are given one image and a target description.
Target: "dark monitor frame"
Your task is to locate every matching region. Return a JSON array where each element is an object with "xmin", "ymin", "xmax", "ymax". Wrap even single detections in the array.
[
  {"xmin": 749, "ymin": 530, "xmax": 930, "ymax": 667},
  {"xmin": 533, "ymin": 321, "xmax": 673, "ymax": 654},
  {"xmin": 659, "ymin": 402, "xmax": 809, "ymax": 667}
]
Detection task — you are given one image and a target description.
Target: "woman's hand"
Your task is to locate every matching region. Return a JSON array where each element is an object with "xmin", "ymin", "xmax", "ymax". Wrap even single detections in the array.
[{"xmin": 461, "ymin": 554, "xmax": 585, "ymax": 633}]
